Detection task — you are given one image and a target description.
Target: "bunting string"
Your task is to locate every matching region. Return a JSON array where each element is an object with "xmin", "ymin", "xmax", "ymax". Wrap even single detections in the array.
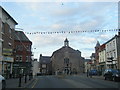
[{"xmin": 24, "ymin": 29, "xmax": 120, "ymax": 35}]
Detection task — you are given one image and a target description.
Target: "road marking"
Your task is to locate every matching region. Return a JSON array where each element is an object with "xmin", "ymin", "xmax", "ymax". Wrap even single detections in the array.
[{"xmin": 31, "ymin": 78, "xmax": 38, "ymax": 88}]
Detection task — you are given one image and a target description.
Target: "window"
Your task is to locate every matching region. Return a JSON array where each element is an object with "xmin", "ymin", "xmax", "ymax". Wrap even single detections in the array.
[
  {"xmin": 26, "ymin": 45, "xmax": 31, "ymax": 51},
  {"xmin": 114, "ymin": 52, "xmax": 116, "ymax": 58},
  {"xmin": 19, "ymin": 55, "xmax": 22, "ymax": 61},
  {"xmin": 16, "ymin": 55, "xmax": 22, "ymax": 62},
  {"xmin": 64, "ymin": 58, "xmax": 69, "ymax": 64},
  {"xmin": 9, "ymin": 27, "xmax": 12, "ymax": 34},
  {"xmin": 9, "ymin": 28, "xmax": 12, "ymax": 39},
  {"xmin": 113, "ymin": 41, "xmax": 115, "ymax": 48},
  {"xmin": 16, "ymin": 55, "xmax": 19, "ymax": 61},
  {"xmin": 2, "ymin": 22, "xmax": 5, "ymax": 33},
  {"xmin": 26, "ymin": 56, "xmax": 29, "ymax": 62}
]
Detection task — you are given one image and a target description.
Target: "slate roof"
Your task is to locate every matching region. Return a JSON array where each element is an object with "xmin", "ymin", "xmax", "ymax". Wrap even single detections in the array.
[
  {"xmin": 40, "ymin": 56, "xmax": 51, "ymax": 64},
  {"xmin": 95, "ymin": 41, "xmax": 100, "ymax": 48},
  {"xmin": 52, "ymin": 46, "xmax": 81, "ymax": 57},
  {"xmin": 0, "ymin": 6, "xmax": 18, "ymax": 25},
  {"xmin": 84, "ymin": 59, "xmax": 91, "ymax": 62},
  {"xmin": 14, "ymin": 31, "xmax": 31, "ymax": 42},
  {"xmin": 64, "ymin": 38, "xmax": 69, "ymax": 42}
]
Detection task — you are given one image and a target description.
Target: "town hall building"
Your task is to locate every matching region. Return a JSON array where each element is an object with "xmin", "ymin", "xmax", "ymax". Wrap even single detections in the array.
[{"xmin": 51, "ymin": 38, "xmax": 84, "ymax": 75}]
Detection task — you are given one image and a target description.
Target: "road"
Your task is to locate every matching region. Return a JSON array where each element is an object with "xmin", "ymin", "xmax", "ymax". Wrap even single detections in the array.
[{"xmin": 27, "ymin": 75, "xmax": 120, "ymax": 88}]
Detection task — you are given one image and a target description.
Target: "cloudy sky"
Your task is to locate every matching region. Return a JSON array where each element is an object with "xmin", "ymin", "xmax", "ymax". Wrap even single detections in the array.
[{"xmin": 0, "ymin": 0, "xmax": 119, "ymax": 59}]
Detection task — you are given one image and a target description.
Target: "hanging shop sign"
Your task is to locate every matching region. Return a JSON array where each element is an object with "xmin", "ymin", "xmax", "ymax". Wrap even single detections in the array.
[{"xmin": 2, "ymin": 48, "xmax": 13, "ymax": 56}]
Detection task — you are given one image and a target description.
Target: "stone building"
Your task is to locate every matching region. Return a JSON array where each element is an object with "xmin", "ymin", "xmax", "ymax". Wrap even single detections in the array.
[{"xmin": 51, "ymin": 38, "xmax": 84, "ymax": 75}]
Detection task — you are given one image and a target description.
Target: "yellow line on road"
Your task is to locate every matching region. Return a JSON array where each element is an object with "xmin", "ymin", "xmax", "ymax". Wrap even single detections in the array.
[{"xmin": 31, "ymin": 78, "xmax": 38, "ymax": 88}]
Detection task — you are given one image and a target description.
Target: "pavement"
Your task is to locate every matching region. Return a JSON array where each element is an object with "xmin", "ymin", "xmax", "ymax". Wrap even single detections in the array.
[{"xmin": 6, "ymin": 75, "xmax": 36, "ymax": 88}]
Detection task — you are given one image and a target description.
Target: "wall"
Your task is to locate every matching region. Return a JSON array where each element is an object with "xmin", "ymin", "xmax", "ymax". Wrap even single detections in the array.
[
  {"xmin": 32, "ymin": 60, "xmax": 39, "ymax": 76},
  {"xmin": 0, "ymin": 9, "xmax": 2, "ymax": 74}
]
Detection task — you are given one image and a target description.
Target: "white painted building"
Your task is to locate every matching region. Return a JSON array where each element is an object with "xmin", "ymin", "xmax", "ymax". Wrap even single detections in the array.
[
  {"xmin": 32, "ymin": 59, "xmax": 39, "ymax": 76},
  {"xmin": 99, "ymin": 44, "xmax": 106, "ymax": 74},
  {"xmin": 105, "ymin": 35, "xmax": 120, "ymax": 69}
]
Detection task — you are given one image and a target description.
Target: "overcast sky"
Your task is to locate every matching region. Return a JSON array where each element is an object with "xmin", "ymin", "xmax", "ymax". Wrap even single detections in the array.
[{"xmin": 0, "ymin": 0, "xmax": 118, "ymax": 60}]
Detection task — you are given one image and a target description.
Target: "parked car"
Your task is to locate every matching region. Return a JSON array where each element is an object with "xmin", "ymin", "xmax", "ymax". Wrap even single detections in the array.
[
  {"xmin": 37, "ymin": 72, "xmax": 42, "ymax": 76},
  {"xmin": 88, "ymin": 69, "xmax": 98, "ymax": 76},
  {"xmin": 103, "ymin": 69, "xmax": 120, "ymax": 81},
  {"xmin": 0, "ymin": 75, "xmax": 6, "ymax": 90}
]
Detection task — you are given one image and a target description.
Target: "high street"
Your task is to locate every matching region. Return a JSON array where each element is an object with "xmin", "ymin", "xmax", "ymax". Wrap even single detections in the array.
[{"xmin": 26, "ymin": 75, "xmax": 120, "ymax": 88}]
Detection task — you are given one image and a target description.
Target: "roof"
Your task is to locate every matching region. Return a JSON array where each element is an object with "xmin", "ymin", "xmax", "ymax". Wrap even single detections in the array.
[
  {"xmin": 104, "ymin": 35, "xmax": 120, "ymax": 44},
  {"xmin": 64, "ymin": 38, "xmax": 69, "ymax": 42},
  {"xmin": 0, "ymin": 6, "xmax": 18, "ymax": 25},
  {"xmin": 90, "ymin": 53, "xmax": 95, "ymax": 58},
  {"xmin": 39, "ymin": 56, "xmax": 51, "ymax": 64},
  {"xmin": 95, "ymin": 41, "xmax": 100, "ymax": 48},
  {"xmin": 99, "ymin": 44, "xmax": 105, "ymax": 51},
  {"xmin": 14, "ymin": 31, "xmax": 31, "ymax": 42},
  {"xmin": 84, "ymin": 59, "xmax": 91, "ymax": 62},
  {"xmin": 52, "ymin": 46, "xmax": 81, "ymax": 57}
]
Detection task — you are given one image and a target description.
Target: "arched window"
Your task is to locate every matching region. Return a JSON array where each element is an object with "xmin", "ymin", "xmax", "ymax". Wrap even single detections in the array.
[{"xmin": 64, "ymin": 58, "xmax": 69, "ymax": 64}]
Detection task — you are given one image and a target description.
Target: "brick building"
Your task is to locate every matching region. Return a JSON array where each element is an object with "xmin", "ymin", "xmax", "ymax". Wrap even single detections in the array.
[{"xmin": 13, "ymin": 31, "xmax": 32, "ymax": 77}]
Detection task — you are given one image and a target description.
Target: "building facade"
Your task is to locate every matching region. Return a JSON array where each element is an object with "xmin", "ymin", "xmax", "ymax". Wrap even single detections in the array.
[
  {"xmin": 105, "ymin": 35, "xmax": 120, "ymax": 69},
  {"xmin": 99, "ymin": 44, "xmax": 106, "ymax": 74},
  {"xmin": 0, "ymin": 6, "xmax": 18, "ymax": 78},
  {"xmin": 95, "ymin": 41, "xmax": 100, "ymax": 70},
  {"xmin": 90, "ymin": 53, "xmax": 96, "ymax": 70},
  {"xmin": 51, "ymin": 38, "xmax": 84, "ymax": 75},
  {"xmin": 0, "ymin": 7, "xmax": 2, "ymax": 75},
  {"xmin": 84, "ymin": 59, "xmax": 91, "ymax": 73},
  {"xmin": 39, "ymin": 54, "xmax": 52, "ymax": 75},
  {"xmin": 13, "ymin": 31, "xmax": 32, "ymax": 77},
  {"xmin": 32, "ymin": 59, "xmax": 39, "ymax": 76}
]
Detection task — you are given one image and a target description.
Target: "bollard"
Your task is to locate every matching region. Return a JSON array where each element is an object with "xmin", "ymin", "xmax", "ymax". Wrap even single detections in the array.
[
  {"xmin": 29, "ymin": 74, "xmax": 31, "ymax": 80},
  {"xmin": 18, "ymin": 74, "xmax": 22, "ymax": 87},
  {"xmin": 25, "ymin": 74, "xmax": 27, "ymax": 83}
]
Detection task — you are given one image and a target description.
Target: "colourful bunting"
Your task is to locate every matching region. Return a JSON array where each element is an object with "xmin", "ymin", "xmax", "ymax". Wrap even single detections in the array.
[{"xmin": 24, "ymin": 29, "xmax": 120, "ymax": 35}]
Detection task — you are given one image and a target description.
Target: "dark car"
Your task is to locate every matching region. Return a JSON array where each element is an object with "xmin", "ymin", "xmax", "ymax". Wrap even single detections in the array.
[
  {"xmin": 88, "ymin": 69, "xmax": 98, "ymax": 76},
  {"xmin": 112, "ymin": 70, "xmax": 120, "ymax": 81},
  {"xmin": 37, "ymin": 72, "xmax": 42, "ymax": 76},
  {"xmin": 103, "ymin": 69, "xmax": 120, "ymax": 81}
]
